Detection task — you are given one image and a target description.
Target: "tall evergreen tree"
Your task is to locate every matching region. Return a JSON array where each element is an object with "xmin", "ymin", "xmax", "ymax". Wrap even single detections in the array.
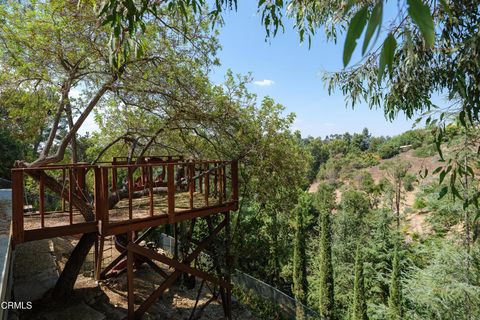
[
  {"xmin": 352, "ymin": 247, "xmax": 368, "ymax": 320},
  {"xmin": 292, "ymin": 191, "xmax": 310, "ymax": 319},
  {"xmin": 388, "ymin": 245, "xmax": 403, "ymax": 319},
  {"xmin": 316, "ymin": 184, "xmax": 336, "ymax": 319}
]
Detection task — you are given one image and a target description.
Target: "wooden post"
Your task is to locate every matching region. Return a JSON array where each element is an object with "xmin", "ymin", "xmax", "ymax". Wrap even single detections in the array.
[
  {"xmin": 128, "ymin": 167, "xmax": 133, "ymax": 220},
  {"xmin": 62, "ymin": 168, "xmax": 66, "ymax": 212},
  {"xmin": 94, "ymin": 167, "xmax": 103, "ymax": 232},
  {"xmin": 39, "ymin": 172, "xmax": 45, "ymax": 228},
  {"xmin": 112, "ymin": 158, "xmax": 118, "ymax": 192},
  {"xmin": 101, "ymin": 167, "xmax": 110, "ymax": 227},
  {"xmin": 76, "ymin": 166, "xmax": 86, "ymax": 197},
  {"xmin": 69, "ymin": 168, "xmax": 73, "ymax": 224},
  {"xmin": 12, "ymin": 170, "xmax": 24, "ymax": 245},
  {"xmin": 149, "ymin": 166, "xmax": 154, "ymax": 217},
  {"xmin": 222, "ymin": 165, "xmax": 227, "ymax": 202},
  {"xmin": 218, "ymin": 166, "xmax": 223, "ymax": 205},
  {"xmin": 167, "ymin": 163, "xmax": 175, "ymax": 223}
]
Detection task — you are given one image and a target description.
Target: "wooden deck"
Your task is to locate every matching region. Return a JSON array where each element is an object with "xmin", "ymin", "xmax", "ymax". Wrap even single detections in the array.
[{"xmin": 11, "ymin": 158, "xmax": 238, "ymax": 243}]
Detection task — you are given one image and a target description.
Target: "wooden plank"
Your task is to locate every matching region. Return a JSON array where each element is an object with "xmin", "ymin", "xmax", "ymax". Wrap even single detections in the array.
[
  {"xmin": 11, "ymin": 170, "xmax": 24, "ymax": 245},
  {"xmin": 128, "ymin": 243, "xmax": 231, "ymax": 289},
  {"xmin": 39, "ymin": 173, "xmax": 45, "ymax": 228},
  {"xmin": 172, "ymin": 202, "xmax": 236, "ymax": 223},
  {"xmin": 103, "ymin": 215, "xmax": 169, "ymax": 236},
  {"xmin": 23, "ymin": 222, "xmax": 98, "ymax": 242}
]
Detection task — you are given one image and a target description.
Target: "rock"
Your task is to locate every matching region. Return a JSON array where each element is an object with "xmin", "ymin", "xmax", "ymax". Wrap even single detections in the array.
[{"xmin": 13, "ymin": 240, "xmax": 59, "ymax": 302}]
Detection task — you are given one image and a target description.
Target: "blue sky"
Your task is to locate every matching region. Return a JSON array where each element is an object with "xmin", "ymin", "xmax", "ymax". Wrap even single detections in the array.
[{"xmin": 210, "ymin": 2, "xmax": 416, "ymax": 138}]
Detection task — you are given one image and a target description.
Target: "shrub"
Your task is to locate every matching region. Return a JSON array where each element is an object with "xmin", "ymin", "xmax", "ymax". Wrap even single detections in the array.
[
  {"xmin": 413, "ymin": 197, "xmax": 427, "ymax": 210},
  {"xmin": 403, "ymin": 173, "xmax": 417, "ymax": 191},
  {"xmin": 413, "ymin": 144, "xmax": 437, "ymax": 158},
  {"xmin": 378, "ymin": 143, "xmax": 399, "ymax": 159}
]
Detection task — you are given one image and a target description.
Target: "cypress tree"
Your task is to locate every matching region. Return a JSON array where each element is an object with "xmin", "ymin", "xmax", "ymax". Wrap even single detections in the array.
[
  {"xmin": 351, "ymin": 246, "xmax": 368, "ymax": 320},
  {"xmin": 292, "ymin": 192, "xmax": 310, "ymax": 319},
  {"xmin": 388, "ymin": 245, "xmax": 403, "ymax": 319},
  {"xmin": 316, "ymin": 184, "xmax": 335, "ymax": 319}
]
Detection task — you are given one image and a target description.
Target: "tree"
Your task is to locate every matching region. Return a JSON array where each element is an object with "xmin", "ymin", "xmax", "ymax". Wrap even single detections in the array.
[
  {"xmin": 381, "ymin": 161, "xmax": 412, "ymax": 229},
  {"xmin": 292, "ymin": 191, "xmax": 311, "ymax": 319},
  {"xmin": 388, "ymin": 246, "xmax": 403, "ymax": 320},
  {"xmin": 0, "ymin": 130, "xmax": 23, "ymax": 180},
  {"xmin": 304, "ymin": 137, "xmax": 329, "ymax": 183},
  {"xmin": 351, "ymin": 247, "xmax": 368, "ymax": 320},
  {"xmin": 0, "ymin": 0, "xmax": 219, "ymax": 299},
  {"xmin": 314, "ymin": 183, "xmax": 335, "ymax": 319}
]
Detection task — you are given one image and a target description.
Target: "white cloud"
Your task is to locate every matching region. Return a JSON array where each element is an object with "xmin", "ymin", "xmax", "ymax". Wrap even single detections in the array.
[{"xmin": 253, "ymin": 79, "xmax": 275, "ymax": 87}]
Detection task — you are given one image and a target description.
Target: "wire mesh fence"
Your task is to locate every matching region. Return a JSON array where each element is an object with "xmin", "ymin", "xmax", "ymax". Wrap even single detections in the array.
[{"xmin": 156, "ymin": 233, "xmax": 320, "ymax": 319}]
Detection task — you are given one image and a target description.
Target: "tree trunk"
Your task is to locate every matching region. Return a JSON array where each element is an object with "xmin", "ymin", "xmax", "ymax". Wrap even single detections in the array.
[
  {"xmin": 51, "ymin": 232, "xmax": 96, "ymax": 300},
  {"xmin": 65, "ymin": 104, "xmax": 78, "ymax": 163}
]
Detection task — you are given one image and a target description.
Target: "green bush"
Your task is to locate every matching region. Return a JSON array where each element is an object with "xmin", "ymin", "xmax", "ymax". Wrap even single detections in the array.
[
  {"xmin": 413, "ymin": 197, "xmax": 427, "ymax": 210},
  {"xmin": 403, "ymin": 173, "xmax": 417, "ymax": 191},
  {"xmin": 413, "ymin": 144, "xmax": 437, "ymax": 158},
  {"xmin": 378, "ymin": 143, "xmax": 399, "ymax": 159}
]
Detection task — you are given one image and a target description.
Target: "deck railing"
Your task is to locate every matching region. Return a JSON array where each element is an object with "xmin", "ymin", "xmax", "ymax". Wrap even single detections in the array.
[{"xmin": 11, "ymin": 158, "xmax": 238, "ymax": 244}]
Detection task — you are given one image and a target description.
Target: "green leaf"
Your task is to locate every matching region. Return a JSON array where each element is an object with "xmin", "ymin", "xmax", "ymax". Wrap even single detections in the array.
[
  {"xmin": 439, "ymin": 165, "xmax": 451, "ymax": 184},
  {"xmin": 432, "ymin": 166, "xmax": 442, "ymax": 174},
  {"xmin": 438, "ymin": 186, "xmax": 448, "ymax": 199},
  {"xmin": 407, "ymin": 0, "xmax": 435, "ymax": 46},
  {"xmin": 439, "ymin": 0, "xmax": 453, "ymax": 21},
  {"xmin": 362, "ymin": 2, "xmax": 383, "ymax": 55},
  {"xmin": 377, "ymin": 33, "xmax": 396, "ymax": 84},
  {"xmin": 343, "ymin": 6, "xmax": 368, "ymax": 67}
]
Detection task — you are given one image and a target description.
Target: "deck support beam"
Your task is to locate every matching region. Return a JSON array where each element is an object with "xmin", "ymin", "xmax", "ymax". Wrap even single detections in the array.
[{"xmin": 126, "ymin": 216, "xmax": 232, "ymax": 320}]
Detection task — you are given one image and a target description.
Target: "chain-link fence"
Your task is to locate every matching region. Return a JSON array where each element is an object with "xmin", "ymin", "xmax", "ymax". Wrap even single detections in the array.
[{"xmin": 156, "ymin": 233, "xmax": 320, "ymax": 319}]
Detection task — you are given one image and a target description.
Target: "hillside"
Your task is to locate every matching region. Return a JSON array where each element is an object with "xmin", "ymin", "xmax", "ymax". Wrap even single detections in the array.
[{"xmin": 308, "ymin": 141, "xmax": 445, "ymax": 240}]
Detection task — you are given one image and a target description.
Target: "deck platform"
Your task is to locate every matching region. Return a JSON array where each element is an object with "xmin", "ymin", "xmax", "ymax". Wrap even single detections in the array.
[
  {"xmin": 11, "ymin": 157, "xmax": 238, "ymax": 244},
  {"xmin": 10, "ymin": 156, "xmax": 238, "ymax": 319}
]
